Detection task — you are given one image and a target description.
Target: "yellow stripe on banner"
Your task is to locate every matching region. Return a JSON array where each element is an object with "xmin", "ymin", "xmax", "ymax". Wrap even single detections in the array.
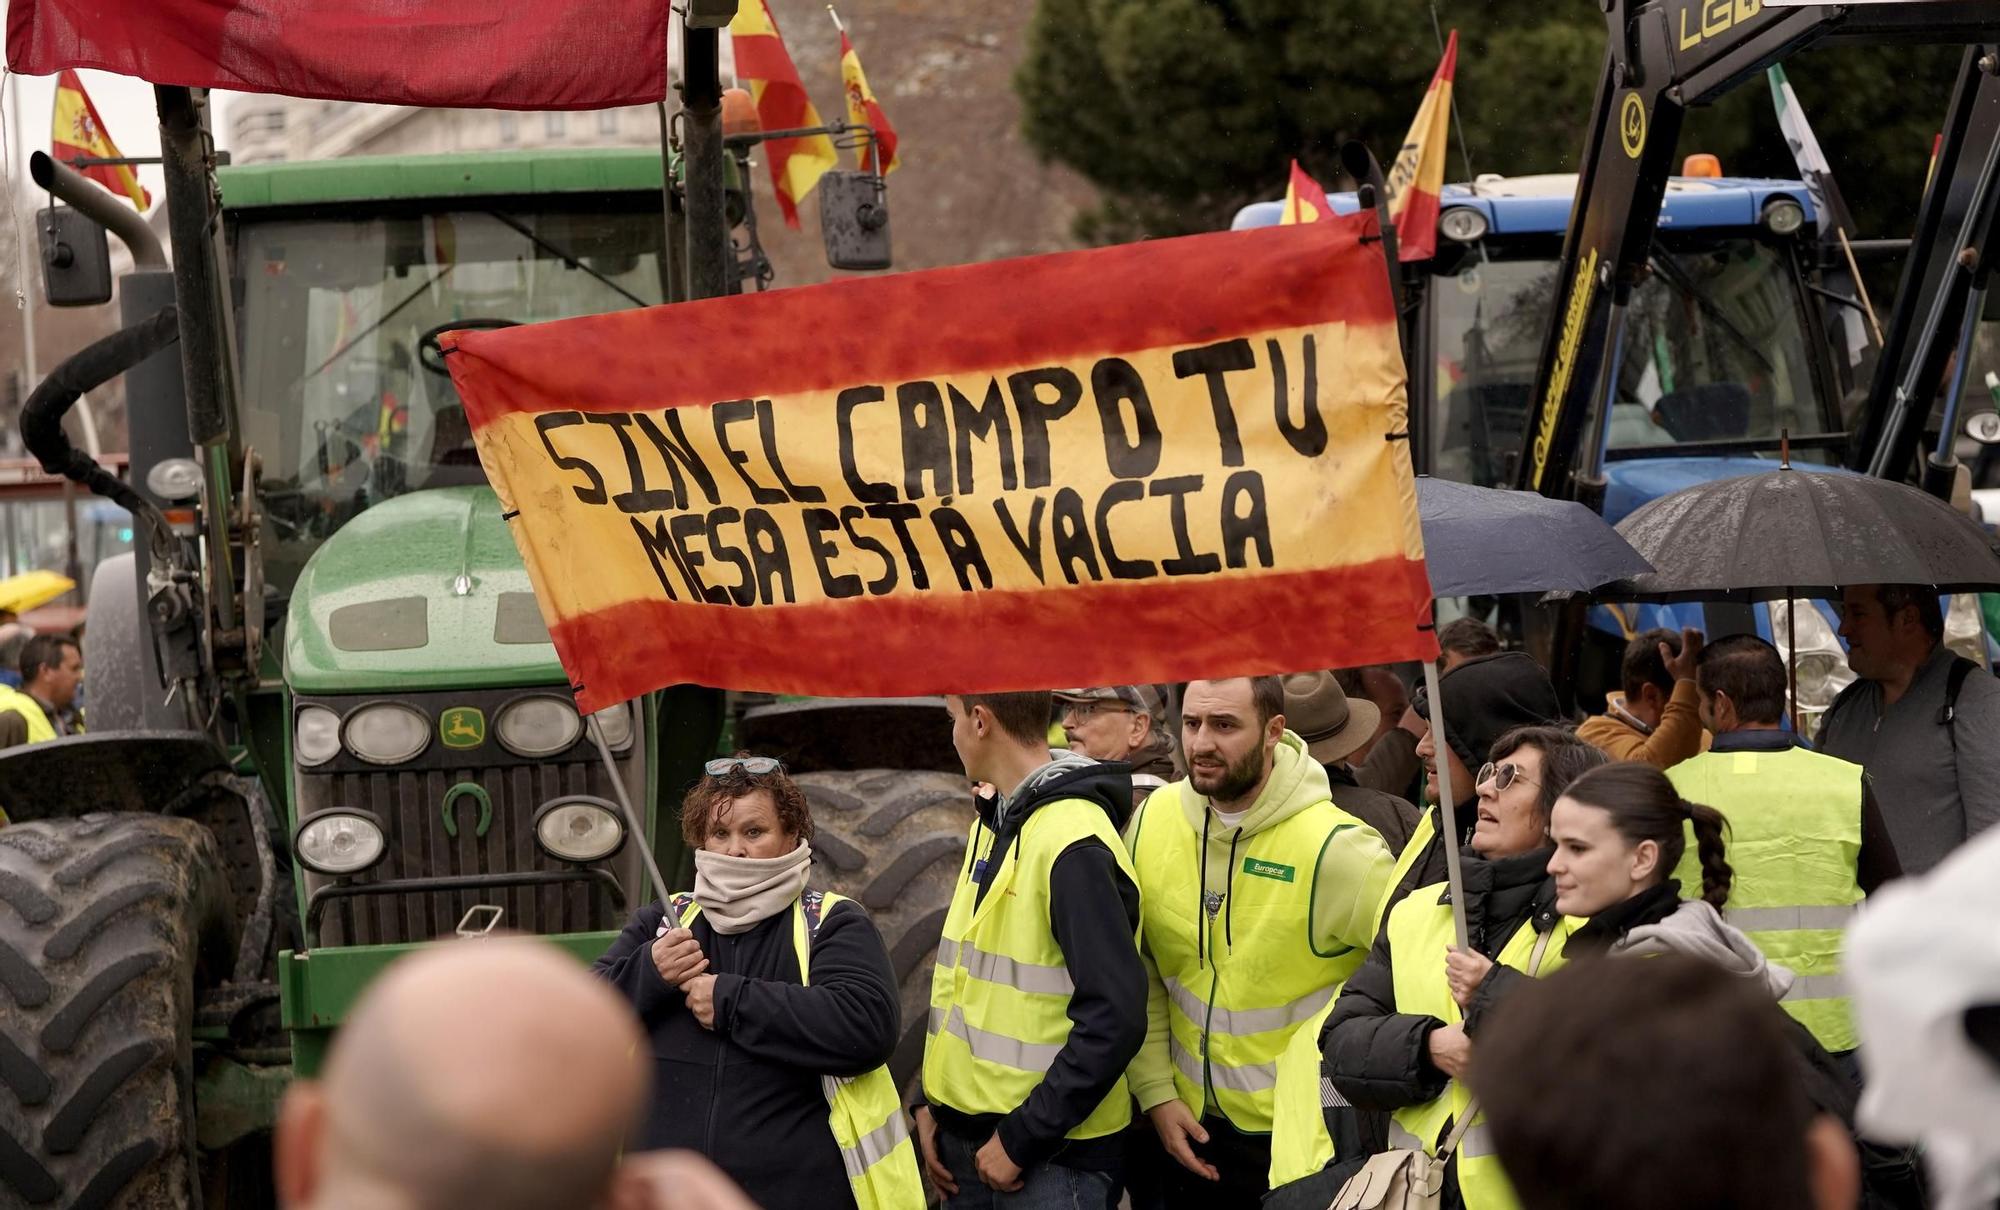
[{"xmin": 472, "ymin": 318, "xmax": 1412, "ymax": 623}]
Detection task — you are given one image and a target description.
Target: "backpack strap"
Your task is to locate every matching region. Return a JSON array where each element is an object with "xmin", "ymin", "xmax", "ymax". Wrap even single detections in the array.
[{"xmin": 1940, "ymin": 656, "xmax": 1981, "ymax": 744}]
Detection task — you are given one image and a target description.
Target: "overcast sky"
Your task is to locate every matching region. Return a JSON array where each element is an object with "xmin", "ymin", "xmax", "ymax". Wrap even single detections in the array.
[{"xmin": 6, "ymin": 67, "xmax": 240, "ymax": 208}]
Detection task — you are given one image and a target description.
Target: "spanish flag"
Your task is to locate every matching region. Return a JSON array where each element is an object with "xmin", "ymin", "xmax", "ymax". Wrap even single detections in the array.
[
  {"xmin": 51, "ymin": 71, "xmax": 150, "ymax": 211},
  {"xmin": 1385, "ymin": 31, "xmax": 1456, "ymax": 262},
  {"xmin": 1279, "ymin": 160, "xmax": 1331, "ymax": 225},
  {"xmin": 442, "ymin": 217, "xmax": 1438, "ymax": 709},
  {"xmin": 837, "ymin": 26, "xmax": 900, "ymax": 174},
  {"xmin": 731, "ymin": 0, "xmax": 837, "ymax": 228}
]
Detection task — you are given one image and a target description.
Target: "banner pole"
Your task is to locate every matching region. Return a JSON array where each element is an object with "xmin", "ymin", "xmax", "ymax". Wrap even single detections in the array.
[
  {"xmin": 1422, "ymin": 655, "xmax": 1470, "ymax": 949},
  {"xmin": 589, "ymin": 713, "xmax": 678, "ymax": 927}
]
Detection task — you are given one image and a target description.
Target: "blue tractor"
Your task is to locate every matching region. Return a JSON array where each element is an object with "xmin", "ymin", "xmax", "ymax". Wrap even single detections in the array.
[{"xmin": 1234, "ymin": 169, "xmax": 1875, "ymax": 717}]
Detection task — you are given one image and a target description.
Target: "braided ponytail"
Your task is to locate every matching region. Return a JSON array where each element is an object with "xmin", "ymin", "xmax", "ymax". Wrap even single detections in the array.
[{"xmin": 1684, "ymin": 800, "xmax": 1734, "ymax": 910}]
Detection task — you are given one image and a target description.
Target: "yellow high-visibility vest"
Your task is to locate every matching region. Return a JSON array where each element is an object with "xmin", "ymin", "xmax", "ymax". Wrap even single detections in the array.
[
  {"xmin": 924, "ymin": 798, "xmax": 1138, "ymax": 1140},
  {"xmin": 1129, "ymin": 782, "xmax": 1377, "ymax": 1132},
  {"xmin": 1668, "ymin": 743, "xmax": 1864, "ymax": 1052},
  {"xmin": 675, "ymin": 891, "xmax": 924, "ymax": 1210},
  {"xmin": 1385, "ymin": 883, "xmax": 1579, "ymax": 1210},
  {"xmin": 0, "ymin": 686, "xmax": 55, "ymax": 745},
  {"xmin": 1266, "ymin": 997, "xmax": 1340, "ymax": 1188}
]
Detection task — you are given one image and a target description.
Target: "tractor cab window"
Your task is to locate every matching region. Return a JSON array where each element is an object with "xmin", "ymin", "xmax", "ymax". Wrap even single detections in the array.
[
  {"xmin": 1431, "ymin": 235, "xmax": 1834, "ymax": 487},
  {"xmin": 236, "ymin": 206, "xmax": 666, "ymax": 594}
]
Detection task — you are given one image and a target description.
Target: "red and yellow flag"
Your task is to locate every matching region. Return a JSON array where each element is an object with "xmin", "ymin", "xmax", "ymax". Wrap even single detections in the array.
[
  {"xmin": 839, "ymin": 30, "xmax": 900, "ymax": 175},
  {"xmin": 1385, "ymin": 31, "xmax": 1457, "ymax": 262},
  {"xmin": 443, "ymin": 218, "xmax": 1439, "ymax": 710},
  {"xmin": 1280, "ymin": 159, "xmax": 1331, "ymax": 225},
  {"xmin": 51, "ymin": 70, "xmax": 150, "ymax": 210},
  {"xmin": 730, "ymin": 0, "xmax": 837, "ymax": 228}
]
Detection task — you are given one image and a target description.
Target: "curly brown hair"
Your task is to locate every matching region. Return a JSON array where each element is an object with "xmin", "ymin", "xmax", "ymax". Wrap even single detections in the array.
[{"xmin": 679, "ymin": 756, "xmax": 816, "ymax": 849}]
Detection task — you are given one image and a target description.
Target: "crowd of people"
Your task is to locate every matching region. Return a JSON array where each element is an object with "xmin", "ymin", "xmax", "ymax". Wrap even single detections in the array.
[{"xmin": 268, "ymin": 582, "xmax": 2000, "ymax": 1210}]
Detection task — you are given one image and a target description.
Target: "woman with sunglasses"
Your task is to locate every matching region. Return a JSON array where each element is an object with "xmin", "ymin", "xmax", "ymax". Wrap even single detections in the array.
[
  {"xmin": 1311, "ymin": 726, "xmax": 1606, "ymax": 1210},
  {"xmin": 594, "ymin": 755, "xmax": 923, "ymax": 1210}
]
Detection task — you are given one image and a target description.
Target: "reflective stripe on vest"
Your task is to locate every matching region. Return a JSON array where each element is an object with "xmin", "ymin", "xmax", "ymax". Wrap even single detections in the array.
[
  {"xmin": 1668, "ymin": 746, "xmax": 1864, "ymax": 1052},
  {"xmin": 676, "ymin": 892, "xmax": 925, "ymax": 1210},
  {"xmin": 1385, "ymin": 882, "xmax": 1579, "ymax": 1210},
  {"xmin": 924, "ymin": 799, "xmax": 1137, "ymax": 1140},
  {"xmin": 1131, "ymin": 782, "xmax": 1379, "ymax": 1133},
  {"xmin": 935, "ymin": 938, "xmax": 1076, "ymax": 996}
]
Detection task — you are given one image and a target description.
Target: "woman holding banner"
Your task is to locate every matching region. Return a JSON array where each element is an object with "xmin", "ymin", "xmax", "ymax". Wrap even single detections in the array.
[
  {"xmin": 593, "ymin": 756, "xmax": 923, "ymax": 1210},
  {"xmin": 1314, "ymin": 727, "xmax": 1605, "ymax": 1209}
]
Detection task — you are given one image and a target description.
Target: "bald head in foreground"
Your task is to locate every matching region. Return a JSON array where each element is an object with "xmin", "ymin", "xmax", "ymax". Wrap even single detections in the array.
[{"xmin": 274, "ymin": 936, "xmax": 649, "ymax": 1210}]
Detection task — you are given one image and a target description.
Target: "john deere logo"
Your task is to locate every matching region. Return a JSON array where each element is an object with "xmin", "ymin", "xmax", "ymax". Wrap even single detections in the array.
[
  {"xmin": 1242, "ymin": 858, "xmax": 1295, "ymax": 883},
  {"xmin": 440, "ymin": 707, "xmax": 486, "ymax": 749}
]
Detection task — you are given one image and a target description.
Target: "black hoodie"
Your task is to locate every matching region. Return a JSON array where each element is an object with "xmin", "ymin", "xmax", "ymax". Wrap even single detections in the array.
[{"xmin": 926, "ymin": 757, "xmax": 1147, "ymax": 1174}]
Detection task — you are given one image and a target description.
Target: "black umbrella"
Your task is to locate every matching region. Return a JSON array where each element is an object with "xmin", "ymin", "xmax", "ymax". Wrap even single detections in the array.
[
  {"xmin": 1417, "ymin": 476, "xmax": 1655, "ymax": 597},
  {"xmin": 1569, "ymin": 460, "xmax": 2000, "ymax": 730},
  {"xmin": 1413, "ymin": 476, "xmax": 1652, "ymax": 949},
  {"xmin": 1588, "ymin": 464, "xmax": 2000, "ymax": 603}
]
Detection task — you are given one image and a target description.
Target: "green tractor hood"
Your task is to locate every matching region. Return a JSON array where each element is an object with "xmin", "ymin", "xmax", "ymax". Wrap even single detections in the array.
[{"xmin": 284, "ymin": 486, "xmax": 566, "ymax": 693}]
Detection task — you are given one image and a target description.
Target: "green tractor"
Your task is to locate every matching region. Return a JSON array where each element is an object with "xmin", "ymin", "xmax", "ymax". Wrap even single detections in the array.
[{"xmin": 0, "ymin": 87, "xmax": 965, "ymax": 1207}]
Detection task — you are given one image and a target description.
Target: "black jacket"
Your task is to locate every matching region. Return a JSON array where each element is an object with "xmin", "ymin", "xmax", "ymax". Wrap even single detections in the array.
[
  {"xmin": 1321, "ymin": 847, "xmax": 1561, "ymax": 1210},
  {"xmin": 926, "ymin": 759, "xmax": 1147, "ymax": 1173},
  {"xmin": 594, "ymin": 893, "xmax": 900, "ymax": 1210},
  {"xmin": 1326, "ymin": 762, "xmax": 1420, "ymax": 859}
]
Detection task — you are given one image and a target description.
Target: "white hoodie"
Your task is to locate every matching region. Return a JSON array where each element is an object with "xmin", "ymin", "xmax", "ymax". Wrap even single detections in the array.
[{"xmin": 1611, "ymin": 898, "xmax": 1796, "ymax": 1001}]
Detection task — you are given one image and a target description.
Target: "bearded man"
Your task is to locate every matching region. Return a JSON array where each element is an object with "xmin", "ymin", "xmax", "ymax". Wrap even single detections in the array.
[{"xmin": 1120, "ymin": 676, "xmax": 1395, "ymax": 1209}]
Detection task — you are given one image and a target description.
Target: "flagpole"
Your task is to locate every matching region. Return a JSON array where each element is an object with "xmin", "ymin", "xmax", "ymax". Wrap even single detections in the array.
[
  {"xmin": 1837, "ymin": 228, "xmax": 1885, "ymax": 348},
  {"xmin": 8, "ymin": 72, "xmax": 39, "ymax": 397}
]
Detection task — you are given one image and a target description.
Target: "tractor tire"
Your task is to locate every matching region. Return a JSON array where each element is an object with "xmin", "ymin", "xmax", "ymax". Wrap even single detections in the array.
[
  {"xmin": 0, "ymin": 814, "xmax": 237, "ymax": 1209},
  {"xmin": 795, "ymin": 770, "xmax": 972, "ymax": 1094}
]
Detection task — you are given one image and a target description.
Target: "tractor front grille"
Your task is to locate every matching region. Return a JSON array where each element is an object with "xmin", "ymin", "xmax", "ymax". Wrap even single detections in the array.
[{"xmin": 309, "ymin": 760, "xmax": 630, "ymax": 947}]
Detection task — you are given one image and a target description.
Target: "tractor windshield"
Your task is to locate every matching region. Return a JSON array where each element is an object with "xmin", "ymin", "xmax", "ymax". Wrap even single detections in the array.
[
  {"xmin": 1430, "ymin": 235, "xmax": 1834, "ymax": 487},
  {"xmin": 236, "ymin": 205, "xmax": 667, "ymax": 593}
]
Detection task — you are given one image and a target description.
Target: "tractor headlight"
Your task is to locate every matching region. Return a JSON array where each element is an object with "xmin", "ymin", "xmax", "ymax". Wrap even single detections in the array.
[
  {"xmin": 343, "ymin": 703, "xmax": 431, "ymax": 765},
  {"xmin": 295, "ymin": 810, "xmax": 387, "ymax": 876},
  {"xmin": 295, "ymin": 706, "xmax": 342, "ymax": 768},
  {"xmin": 496, "ymin": 695, "xmax": 583, "ymax": 757},
  {"xmin": 590, "ymin": 701, "xmax": 634, "ymax": 752},
  {"xmin": 1762, "ymin": 198, "xmax": 1806, "ymax": 236},
  {"xmin": 534, "ymin": 797, "xmax": 625, "ymax": 863},
  {"xmin": 1439, "ymin": 207, "xmax": 1489, "ymax": 244}
]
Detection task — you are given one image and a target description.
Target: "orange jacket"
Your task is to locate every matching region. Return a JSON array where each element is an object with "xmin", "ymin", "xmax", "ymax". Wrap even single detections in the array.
[{"xmin": 1576, "ymin": 679, "xmax": 1709, "ymax": 769}]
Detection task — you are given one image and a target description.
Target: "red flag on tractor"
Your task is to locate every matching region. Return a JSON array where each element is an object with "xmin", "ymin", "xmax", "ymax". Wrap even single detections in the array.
[
  {"xmin": 51, "ymin": 70, "xmax": 149, "ymax": 210},
  {"xmin": 838, "ymin": 28, "xmax": 900, "ymax": 175},
  {"xmin": 1386, "ymin": 31, "xmax": 1458, "ymax": 262},
  {"xmin": 731, "ymin": 0, "xmax": 837, "ymax": 228}
]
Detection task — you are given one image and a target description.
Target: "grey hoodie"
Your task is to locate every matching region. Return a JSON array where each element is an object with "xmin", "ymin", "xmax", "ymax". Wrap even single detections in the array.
[{"xmin": 1613, "ymin": 899, "xmax": 1796, "ymax": 1000}]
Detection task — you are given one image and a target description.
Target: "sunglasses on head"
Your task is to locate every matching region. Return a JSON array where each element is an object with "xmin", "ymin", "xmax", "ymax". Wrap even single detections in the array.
[
  {"xmin": 1476, "ymin": 761, "xmax": 1539, "ymax": 793},
  {"xmin": 705, "ymin": 756, "xmax": 783, "ymax": 777}
]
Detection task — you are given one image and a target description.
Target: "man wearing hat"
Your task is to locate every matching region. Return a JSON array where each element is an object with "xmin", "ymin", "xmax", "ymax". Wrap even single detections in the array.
[
  {"xmin": 1282, "ymin": 672, "xmax": 1418, "ymax": 858},
  {"xmin": 1056, "ymin": 685, "xmax": 1179, "ymax": 810}
]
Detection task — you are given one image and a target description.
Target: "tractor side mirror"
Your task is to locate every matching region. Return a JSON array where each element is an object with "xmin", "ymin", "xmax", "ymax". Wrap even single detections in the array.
[
  {"xmin": 819, "ymin": 171, "xmax": 891, "ymax": 272},
  {"xmin": 38, "ymin": 206, "xmax": 112, "ymax": 307}
]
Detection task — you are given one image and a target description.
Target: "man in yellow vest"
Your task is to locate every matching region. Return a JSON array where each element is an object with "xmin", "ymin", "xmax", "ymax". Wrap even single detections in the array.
[
  {"xmin": 1668, "ymin": 635, "xmax": 1902, "ymax": 1057},
  {"xmin": 0, "ymin": 634, "xmax": 80, "ymax": 748},
  {"xmin": 1126, "ymin": 675, "xmax": 1393, "ymax": 1209},
  {"xmin": 917, "ymin": 690, "xmax": 1147, "ymax": 1206}
]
